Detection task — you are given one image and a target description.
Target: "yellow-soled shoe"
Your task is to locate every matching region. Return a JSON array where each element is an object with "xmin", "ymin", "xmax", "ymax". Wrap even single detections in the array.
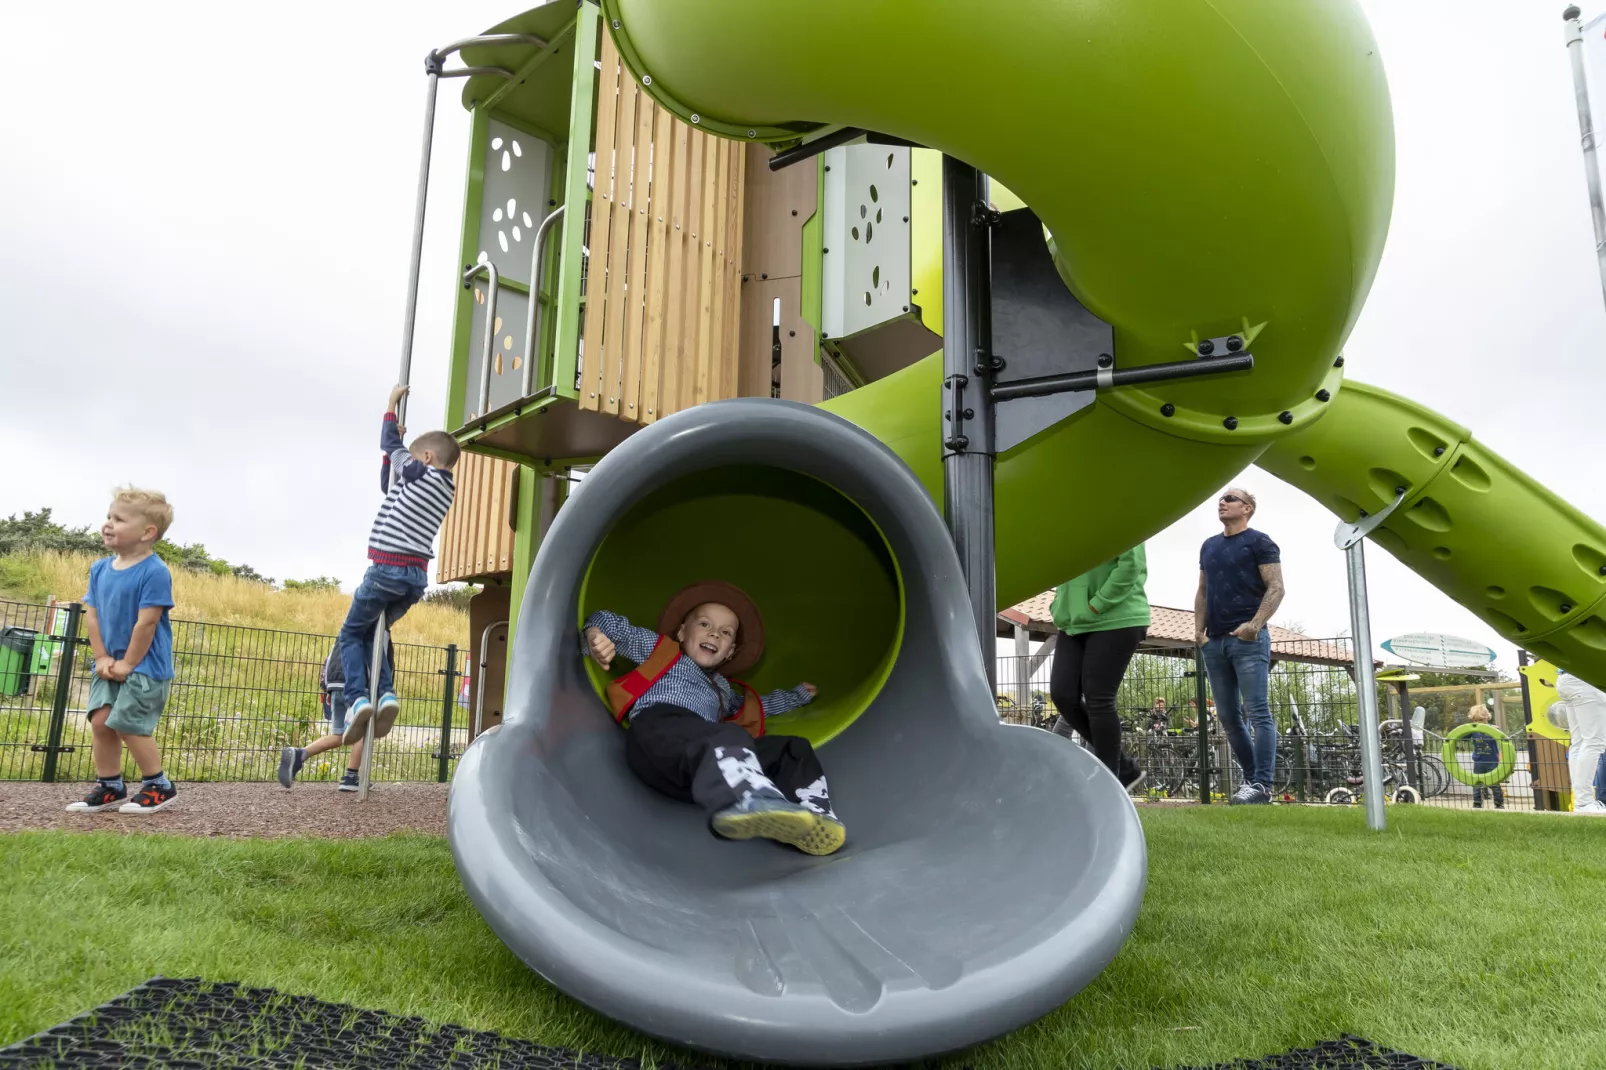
[{"xmin": 711, "ymin": 796, "xmax": 844, "ymax": 855}]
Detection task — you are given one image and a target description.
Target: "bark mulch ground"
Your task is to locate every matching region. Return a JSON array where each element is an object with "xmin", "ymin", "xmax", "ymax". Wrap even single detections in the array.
[{"xmin": 0, "ymin": 780, "xmax": 448, "ymax": 838}]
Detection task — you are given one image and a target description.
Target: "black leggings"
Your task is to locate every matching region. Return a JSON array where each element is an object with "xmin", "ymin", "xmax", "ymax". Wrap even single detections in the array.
[
  {"xmin": 624, "ymin": 705, "xmax": 831, "ymax": 817},
  {"xmin": 1048, "ymin": 626, "xmax": 1146, "ymax": 775}
]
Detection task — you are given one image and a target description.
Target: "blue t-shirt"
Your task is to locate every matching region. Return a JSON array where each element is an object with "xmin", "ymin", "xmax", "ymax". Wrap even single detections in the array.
[
  {"xmin": 84, "ymin": 555, "xmax": 175, "ymax": 681},
  {"xmin": 1470, "ymin": 731, "xmax": 1501, "ymax": 771},
  {"xmin": 1199, "ymin": 529, "xmax": 1281, "ymax": 638}
]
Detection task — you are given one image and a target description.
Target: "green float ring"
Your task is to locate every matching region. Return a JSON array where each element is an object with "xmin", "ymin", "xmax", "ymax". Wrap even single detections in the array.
[{"xmin": 1440, "ymin": 723, "xmax": 1516, "ymax": 788}]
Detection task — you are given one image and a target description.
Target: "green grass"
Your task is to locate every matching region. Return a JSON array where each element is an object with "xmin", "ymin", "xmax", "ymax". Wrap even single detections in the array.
[{"xmin": 4, "ymin": 808, "xmax": 1604, "ymax": 1069}]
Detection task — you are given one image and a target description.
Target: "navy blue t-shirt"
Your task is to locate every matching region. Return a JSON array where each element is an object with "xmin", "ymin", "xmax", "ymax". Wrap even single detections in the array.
[{"xmin": 1199, "ymin": 529, "xmax": 1281, "ymax": 638}]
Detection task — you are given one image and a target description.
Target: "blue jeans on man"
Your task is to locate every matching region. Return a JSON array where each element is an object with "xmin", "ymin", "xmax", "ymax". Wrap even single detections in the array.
[
  {"xmin": 338, "ymin": 563, "xmax": 427, "ymax": 705},
  {"xmin": 1201, "ymin": 630, "xmax": 1275, "ymax": 787}
]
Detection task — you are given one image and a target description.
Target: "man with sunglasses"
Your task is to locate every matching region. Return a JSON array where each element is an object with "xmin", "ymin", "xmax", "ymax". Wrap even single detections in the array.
[{"xmin": 1196, "ymin": 487, "xmax": 1285, "ymax": 805}]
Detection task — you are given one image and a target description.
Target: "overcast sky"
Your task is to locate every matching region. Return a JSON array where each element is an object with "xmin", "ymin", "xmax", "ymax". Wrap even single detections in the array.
[{"xmin": 2, "ymin": 1, "xmax": 1602, "ymax": 675}]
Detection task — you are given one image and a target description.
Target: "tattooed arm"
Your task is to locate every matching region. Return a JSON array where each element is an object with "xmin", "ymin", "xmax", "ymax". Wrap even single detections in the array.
[
  {"xmin": 1194, "ymin": 571, "xmax": 1209, "ymax": 646},
  {"xmin": 1232, "ymin": 564, "xmax": 1286, "ymax": 640}
]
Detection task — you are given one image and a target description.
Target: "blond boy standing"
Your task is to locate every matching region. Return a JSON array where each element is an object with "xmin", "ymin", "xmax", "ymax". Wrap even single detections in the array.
[{"xmin": 66, "ymin": 488, "xmax": 178, "ymax": 814}]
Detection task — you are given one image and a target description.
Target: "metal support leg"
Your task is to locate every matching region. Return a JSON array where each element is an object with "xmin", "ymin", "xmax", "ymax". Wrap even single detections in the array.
[
  {"xmin": 1564, "ymin": 8, "xmax": 1606, "ymax": 313},
  {"xmin": 357, "ymin": 619, "xmax": 387, "ymax": 802},
  {"xmin": 1345, "ymin": 541, "xmax": 1387, "ymax": 830},
  {"xmin": 940, "ymin": 156, "xmax": 997, "ymax": 690}
]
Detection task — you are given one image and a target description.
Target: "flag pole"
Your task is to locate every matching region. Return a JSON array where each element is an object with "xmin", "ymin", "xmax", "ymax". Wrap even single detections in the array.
[{"xmin": 1564, "ymin": 6, "xmax": 1606, "ymax": 310}]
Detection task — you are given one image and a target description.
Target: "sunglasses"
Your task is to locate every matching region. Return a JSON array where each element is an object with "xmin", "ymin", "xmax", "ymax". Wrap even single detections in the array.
[{"xmin": 1219, "ymin": 494, "xmax": 1245, "ymax": 504}]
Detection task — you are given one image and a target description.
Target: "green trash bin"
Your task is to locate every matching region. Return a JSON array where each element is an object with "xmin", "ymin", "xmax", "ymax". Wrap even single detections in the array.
[{"xmin": 0, "ymin": 626, "xmax": 37, "ymax": 697}]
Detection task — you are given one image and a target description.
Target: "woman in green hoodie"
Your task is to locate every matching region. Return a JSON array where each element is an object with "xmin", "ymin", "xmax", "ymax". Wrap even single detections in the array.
[{"xmin": 1048, "ymin": 544, "xmax": 1151, "ymax": 790}]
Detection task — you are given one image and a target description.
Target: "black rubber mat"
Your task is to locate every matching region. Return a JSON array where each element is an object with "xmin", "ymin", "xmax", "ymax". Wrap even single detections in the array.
[{"xmin": 0, "ymin": 977, "xmax": 1461, "ymax": 1069}]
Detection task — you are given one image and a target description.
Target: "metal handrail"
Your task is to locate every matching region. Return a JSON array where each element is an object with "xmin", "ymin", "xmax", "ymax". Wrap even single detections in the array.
[
  {"xmin": 464, "ymin": 261, "xmax": 502, "ymax": 418},
  {"xmin": 474, "ymin": 621, "xmax": 510, "ymax": 738},
  {"xmin": 520, "ymin": 205, "xmax": 566, "ymax": 396},
  {"xmin": 435, "ymin": 33, "xmax": 547, "ymax": 61}
]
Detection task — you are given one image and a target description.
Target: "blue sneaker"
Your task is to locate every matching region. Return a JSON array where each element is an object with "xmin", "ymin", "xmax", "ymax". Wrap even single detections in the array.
[
  {"xmin": 374, "ymin": 691, "xmax": 401, "ymax": 740},
  {"xmin": 277, "ymin": 746, "xmax": 306, "ymax": 789},
  {"xmin": 341, "ymin": 696, "xmax": 374, "ymax": 746}
]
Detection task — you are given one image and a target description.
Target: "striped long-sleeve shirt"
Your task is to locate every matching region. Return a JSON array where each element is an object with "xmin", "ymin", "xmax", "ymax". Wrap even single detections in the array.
[
  {"xmin": 583, "ymin": 610, "xmax": 814, "ymax": 724},
  {"xmin": 367, "ymin": 413, "xmax": 455, "ymax": 567}
]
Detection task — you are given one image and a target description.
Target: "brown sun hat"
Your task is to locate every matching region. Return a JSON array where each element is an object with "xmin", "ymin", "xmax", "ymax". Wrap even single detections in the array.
[{"xmin": 657, "ymin": 580, "xmax": 765, "ymax": 677}]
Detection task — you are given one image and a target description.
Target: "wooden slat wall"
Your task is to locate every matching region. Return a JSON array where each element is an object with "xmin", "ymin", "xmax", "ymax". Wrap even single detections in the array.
[
  {"xmin": 436, "ymin": 452, "xmax": 517, "ymax": 584},
  {"xmin": 580, "ymin": 31, "xmax": 746, "ymax": 424}
]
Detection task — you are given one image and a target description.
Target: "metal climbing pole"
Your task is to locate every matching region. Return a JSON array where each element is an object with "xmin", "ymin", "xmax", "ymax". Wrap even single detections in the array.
[{"xmin": 355, "ymin": 31, "xmax": 547, "ymax": 800}]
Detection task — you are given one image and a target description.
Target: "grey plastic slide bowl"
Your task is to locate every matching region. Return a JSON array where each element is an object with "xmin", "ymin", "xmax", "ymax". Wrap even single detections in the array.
[{"xmin": 447, "ymin": 398, "xmax": 1147, "ymax": 1066}]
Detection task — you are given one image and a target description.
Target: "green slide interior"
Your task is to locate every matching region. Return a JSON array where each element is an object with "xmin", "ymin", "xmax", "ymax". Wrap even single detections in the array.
[{"xmin": 579, "ymin": 467, "xmax": 904, "ymax": 745}]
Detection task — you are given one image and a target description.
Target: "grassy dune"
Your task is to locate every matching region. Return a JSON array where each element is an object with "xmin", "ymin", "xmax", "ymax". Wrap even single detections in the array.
[{"xmin": 0, "ymin": 551, "xmax": 468, "ymax": 650}]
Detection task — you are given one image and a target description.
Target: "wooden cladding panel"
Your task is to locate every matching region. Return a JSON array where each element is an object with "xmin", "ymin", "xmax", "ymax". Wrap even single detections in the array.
[
  {"xmin": 436, "ymin": 452, "xmax": 517, "ymax": 583},
  {"xmin": 580, "ymin": 31, "xmax": 745, "ymax": 424}
]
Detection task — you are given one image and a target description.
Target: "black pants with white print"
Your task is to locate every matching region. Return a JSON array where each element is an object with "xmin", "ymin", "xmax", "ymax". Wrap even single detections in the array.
[{"xmin": 624, "ymin": 705, "xmax": 833, "ymax": 819}]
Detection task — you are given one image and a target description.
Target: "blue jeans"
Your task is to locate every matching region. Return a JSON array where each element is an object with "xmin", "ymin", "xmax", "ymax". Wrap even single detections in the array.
[
  {"xmin": 338, "ymin": 563, "xmax": 427, "ymax": 706},
  {"xmin": 1201, "ymin": 630, "xmax": 1275, "ymax": 786},
  {"xmin": 1595, "ymin": 748, "xmax": 1606, "ymax": 802}
]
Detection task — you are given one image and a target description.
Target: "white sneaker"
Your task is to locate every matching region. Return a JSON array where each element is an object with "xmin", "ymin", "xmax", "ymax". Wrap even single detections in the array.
[{"xmin": 1574, "ymin": 801, "xmax": 1606, "ymax": 815}]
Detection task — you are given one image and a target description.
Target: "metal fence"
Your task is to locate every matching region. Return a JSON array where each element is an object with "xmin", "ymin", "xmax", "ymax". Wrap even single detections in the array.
[
  {"xmin": 0, "ymin": 599, "xmax": 467, "ymax": 785},
  {"xmin": 996, "ymin": 638, "xmax": 1573, "ymax": 812}
]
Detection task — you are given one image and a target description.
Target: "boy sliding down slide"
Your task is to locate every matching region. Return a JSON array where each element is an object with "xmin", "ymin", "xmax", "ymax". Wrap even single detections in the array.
[{"xmin": 583, "ymin": 581, "xmax": 846, "ymax": 856}]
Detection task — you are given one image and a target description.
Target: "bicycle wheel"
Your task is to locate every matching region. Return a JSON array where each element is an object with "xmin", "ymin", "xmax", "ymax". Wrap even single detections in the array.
[{"xmin": 1418, "ymin": 756, "xmax": 1450, "ymax": 798}]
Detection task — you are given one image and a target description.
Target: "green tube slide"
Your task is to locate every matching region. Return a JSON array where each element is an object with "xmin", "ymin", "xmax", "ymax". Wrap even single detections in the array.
[
  {"xmin": 1260, "ymin": 381, "xmax": 1606, "ymax": 682},
  {"xmin": 600, "ymin": 0, "xmax": 1606, "ymax": 688}
]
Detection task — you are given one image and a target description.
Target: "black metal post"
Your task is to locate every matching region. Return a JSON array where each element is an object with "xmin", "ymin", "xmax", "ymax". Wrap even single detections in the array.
[
  {"xmin": 941, "ymin": 156, "xmax": 998, "ymax": 690},
  {"xmin": 40, "ymin": 602, "xmax": 82, "ymax": 783},
  {"xmin": 1293, "ymin": 720, "xmax": 1308, "ymax": 803},
  {"xmin": 1395, "ymin": 680, "xmax": 1420, "ymax": 792},
  {"xmin": 1194, "ymin": 647, "xmax": 1211, "ymax": 804},
  {"xmin": 438, "ymin": 643, "xmax": 459, "ymax": 783},
  {"xmin": 1517, "ymin": 649, "xmax": 1546, "ymax": 810}
]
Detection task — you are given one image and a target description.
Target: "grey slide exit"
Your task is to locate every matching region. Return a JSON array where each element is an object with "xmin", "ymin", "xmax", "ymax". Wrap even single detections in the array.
[{"xmin": 447, "ymin": 398, "xmax": 1147, "ymax": 1066}]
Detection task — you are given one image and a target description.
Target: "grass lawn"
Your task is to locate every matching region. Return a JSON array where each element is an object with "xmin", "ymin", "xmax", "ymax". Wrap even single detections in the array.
[{"xmin": 3, "ymin": 807, "xmax": 1604, "ymax": 1069}]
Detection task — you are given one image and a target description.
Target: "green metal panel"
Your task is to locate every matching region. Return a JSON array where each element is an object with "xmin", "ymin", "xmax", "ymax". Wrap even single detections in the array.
[
  {"xmin": 549, "ymin": 5, "xmax": 600, "ymax": 400},
  {"xmin": 457, "ymin": 3, "xmax": 583, "ymax": 133},
  {"xmin": 444, "ymin": 107, "xmax": 492, "ymax": 431},
  {"xmin": 508, "ymin": 465, "xmax": 540, "ymax": 639},
  {"xmin": 799, "ymin": 156, "xmax": 823, "ymax": 368}
]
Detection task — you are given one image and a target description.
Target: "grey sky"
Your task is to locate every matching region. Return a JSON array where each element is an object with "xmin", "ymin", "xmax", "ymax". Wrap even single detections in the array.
[{"xmin": 1, "ymin": 1, "xmax": 1601, "ymax": 676}]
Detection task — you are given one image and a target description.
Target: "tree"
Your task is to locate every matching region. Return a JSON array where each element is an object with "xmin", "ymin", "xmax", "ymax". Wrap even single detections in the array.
[
  {"xmin": 231, "ymin": 563, "xmax": 274, "ymax": 585},
  {"xmin": 0, "ymin": 509, "xmax": 104, "ymax": 556},
  {"xmin": 283, "ymin": 576, "xmax": 341, "ymax": 593}
]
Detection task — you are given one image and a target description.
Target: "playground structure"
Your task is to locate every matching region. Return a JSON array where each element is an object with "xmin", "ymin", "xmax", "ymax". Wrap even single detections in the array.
[{"xmin": 342, "ymin": 0, "xmax": 1606, "ymax": 1063}]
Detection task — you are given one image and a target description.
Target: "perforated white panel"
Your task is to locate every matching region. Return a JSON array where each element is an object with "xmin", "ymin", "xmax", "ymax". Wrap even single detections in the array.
[
  {"xmin": 476, "ymin": 120, "xmax": 553, "ymax": 287},
  {"xmin": 463, "ymin": 284, "xmax": 532, "ymax": 422},
  {"xmin": 821, "ymin": 143, "xmax": 912, "ymax": 342}
]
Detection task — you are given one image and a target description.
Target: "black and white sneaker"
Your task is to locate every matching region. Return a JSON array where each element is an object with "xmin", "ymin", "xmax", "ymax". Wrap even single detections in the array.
[
  {"xmin": 277, "ymin": 747, "xmax": 306, "ymax": 789},
  {"xmin": 1243, "ymin": 782, "xmax": 1274, "ymax": 805},
  {"xmin": 1229, "ymin": 782, "xmax": 1261, "ymax": 805},
  {"xmin": 66, "ymin": 782, "xmax": 127, "ymax": 812},
  {"xmin": 337, "ymin": 770, "xmax": 362, "ymax": 793}
]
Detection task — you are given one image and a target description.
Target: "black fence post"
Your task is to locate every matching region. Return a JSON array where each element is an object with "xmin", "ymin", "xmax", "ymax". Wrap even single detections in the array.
[
  {"xmin": 1517, "ymin": 649, "xmax": 1546, "ymax": 811},
  {"xmin": 1293, "ymin": 721, "xmax": 1308, "ymax": 804},
  {"xmin": 1194, "ymin": 646, "xmax": 1210, "ymax": 805},
  {"xmin": 40, "ymin": 602, "xmax": 82, "ymax": 783},
  {"xmin": 438, "ymin": 644, "xmax": 458, "ymax": 783}
]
